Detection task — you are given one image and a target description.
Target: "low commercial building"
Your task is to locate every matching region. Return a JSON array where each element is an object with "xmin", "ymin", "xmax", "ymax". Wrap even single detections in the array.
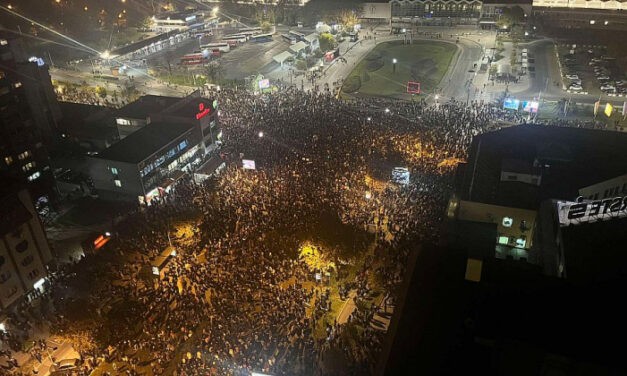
[
  {"xmin": 449, "ymin": 124, "xmax": 627, "ymax": 280},
  {"xmin": 88, "ymin": 93, "xmax": 220, "ymax": 204},
  {"xmin": 390, "ymin": 0, "xmax": 483, "ymax": 27},
  {"xmin": 0, "ymin": 178, "xmax": 53, "ymax": 312},
  {"xmin": 153, "ymin": 11, "xmax": 204, "ymax": 33},
  {"xmin": 303, "ymin": 33, "xmax": 320, "ymax": 52},
  {"xmin": 533, "ymin": 0, "xmax": 627, "ymax": 30}
]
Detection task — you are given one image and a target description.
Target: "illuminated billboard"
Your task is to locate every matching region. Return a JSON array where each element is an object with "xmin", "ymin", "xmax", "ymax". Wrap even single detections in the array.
[
  {"xmin": 522, "ymin": 101, "xmax": 539, "ymax": 113},
  {"xmin": 406, "ymin": 81, "xmax": 420, "ymax": 94},
  {"xmin": 503, "ymin": 98, "xmax": 520, "ymax": 110},
  {"xmin": 605, "ymin": 103, "xmax": 613, "ymax": 117},
  {"xmin": 242, "ymin": 159, "xmax": 256, "ymax": 170},
  {"xmin": 258, "ymin": 79, "xmax": 270, "ymax": 89}
]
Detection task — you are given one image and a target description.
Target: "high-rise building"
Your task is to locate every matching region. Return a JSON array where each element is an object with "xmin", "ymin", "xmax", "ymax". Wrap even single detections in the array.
[
  {"xmin": 0, "ymin": 33, "xmax": 61, "ymax": 200},
  {"xmin": 0, "ymin": 177, "xmax": 53, "ymax": 312}
]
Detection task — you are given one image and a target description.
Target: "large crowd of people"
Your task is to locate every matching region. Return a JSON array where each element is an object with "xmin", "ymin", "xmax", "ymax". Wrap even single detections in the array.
[{"xmin": 2, "ymin": 86, "xmax": 562, "ymax": 376}]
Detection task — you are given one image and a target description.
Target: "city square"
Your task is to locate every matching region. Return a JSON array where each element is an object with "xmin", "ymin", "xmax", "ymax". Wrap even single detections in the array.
[{"xmin": 1, "ymin": 1, "xmax": 627, "ymax": 376}]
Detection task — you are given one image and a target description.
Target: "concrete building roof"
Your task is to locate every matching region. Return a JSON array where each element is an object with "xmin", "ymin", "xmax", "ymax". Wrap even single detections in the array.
[
  {"xmin": 289, "ymin": 41, "xmax": 308, "ymax": 53},
  {"xmin": 304, "ymin": 33, "xmax": 318, "ymax": 43},
  {"xmin": 96, "ymin": 120, "xmax": 193, "ymax": 164},
  {"xmin": 115, "ymin": 95, "xmax": 182, "ymax": 120},
  {"xmin": 273, "ymin": 51, "xmax": 294, "ymax": 64},
  {"xmin": 460, "ymin": 124, "xmax": 627, "ymax": 210}
]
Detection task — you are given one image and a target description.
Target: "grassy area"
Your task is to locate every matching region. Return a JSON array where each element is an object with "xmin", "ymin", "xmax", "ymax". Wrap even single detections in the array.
[{"xmin": 342, "ymin": 40, "xmax": 457, "ymax": 99}]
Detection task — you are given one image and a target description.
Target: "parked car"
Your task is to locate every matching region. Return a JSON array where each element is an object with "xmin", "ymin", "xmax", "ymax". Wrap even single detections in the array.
[
  {"xmin": 565, "ymin": 74, "xmax": 579, "ymax": 80},
  {"xmin": 600, "ymin": 84, "xmax": 616, "ymax": 91},
  {"xmin": 569, "ymin": 84, "xmax": 583, "ymax": 91},
  {"xmin": 597, "ymin": 75, "xmax": 611, "ymax": 80},
  {"xmin": 49, "ymin": 358, "xmax": 81, "ymax": 374}
]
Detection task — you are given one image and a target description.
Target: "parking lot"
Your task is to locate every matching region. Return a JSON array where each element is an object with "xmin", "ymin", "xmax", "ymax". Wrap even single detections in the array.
[{"xmin": 559, "ymin": 45, "xmax": 626, "ymax": 95}]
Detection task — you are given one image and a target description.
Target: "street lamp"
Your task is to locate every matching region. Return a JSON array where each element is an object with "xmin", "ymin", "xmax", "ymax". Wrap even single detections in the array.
[
  {"xmin": 384, "ymin": 108, "xmax": 390, "ymax": 114},
  {"xmin": 258, "ymin": 131, "xmax": 264, "ymax": 138},
  {"xmin": 392, "ymin": 58, "xmax": 397, "ymax": 73}
]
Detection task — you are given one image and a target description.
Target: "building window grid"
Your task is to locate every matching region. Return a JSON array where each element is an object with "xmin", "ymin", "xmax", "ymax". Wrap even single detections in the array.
[{"xmin": 140, "ymin": 138, "xmax": 190, "ymax": 178}]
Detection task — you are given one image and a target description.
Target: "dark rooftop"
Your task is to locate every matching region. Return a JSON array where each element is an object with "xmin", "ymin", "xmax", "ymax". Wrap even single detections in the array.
[
  {"xmin": 460, "ymin": 125, "xmax": 627, "ymax": 209},
  {"xmin": 561, "ymin": 217, "xmax": 627, "ymax": 283},
  {"xmin": 115, "ymin": 95, "xmax": 182, "ymax": 120},
  {"xmin": 96, "ymin": 120, "xmax": 193, "ymax": 164}
]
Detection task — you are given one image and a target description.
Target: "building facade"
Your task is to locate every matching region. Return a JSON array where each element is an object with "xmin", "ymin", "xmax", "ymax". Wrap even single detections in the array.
[
  {"xmin": 390, "ymin": 0, "xmax": 483, "ymax": 26},
  {"xmin": 88, "ymin": 93, "xmax": 220, "ymax": 204},
  {"xmin": 533, "ymin": 0, "xmax": 627, "ymax": 30},
  {"xmin": 0, "ymin": 183, "xmax": 53, "ymax": 311},
  {"xmin": 0, "ymin": 34, "xmax": 59, "ymax": 200}
]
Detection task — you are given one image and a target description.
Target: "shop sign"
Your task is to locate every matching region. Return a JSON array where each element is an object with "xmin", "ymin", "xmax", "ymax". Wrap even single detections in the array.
[
  {"xmin": 196, "ymin": 103, "xmax": 211, "ymax": 120},
  {"xmin": 557, "ymin": 196, "xmax": 627, "ymax": 226}
]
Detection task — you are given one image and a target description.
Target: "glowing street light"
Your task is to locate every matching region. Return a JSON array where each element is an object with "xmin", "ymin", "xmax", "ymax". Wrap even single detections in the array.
[
  {"xmin": 384, "ymin": 108, "xmax": 390, "ymax": 114},
  {"xmin": 100, "ymin": 50, "xmax": 110, "ymax": 59},
  {"xmin": 365, "ymin": 191, "xmax": 372, "ymax": 200},
  {"xmin": 258, "ymin": 131, "xmax": 264, "ymax": 138},
  {"xmin": 367, "ymin": 117, "xmax": 371, "ymax": 121},
  {"xmin": 392, "ymin": 58, "xmax": 397, "ymax": 73},
  {"xmin": 213, "ymin": 6, "xmax": 219, "ymax": 15}
]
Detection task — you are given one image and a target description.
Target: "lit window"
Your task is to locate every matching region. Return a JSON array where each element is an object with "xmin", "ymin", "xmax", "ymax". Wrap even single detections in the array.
[
  {"xmin": 18, "ymin": 150, "xmax": 31, "ymax": 160},
  {"xmin": 516, "ymin": 238, "xmax": 527, "ymax": 248},
  {"xmin": 502, "ymin": 217, "xmax": 513, "ymax": 227},
  {"xmin": 498, "ymin": 236, "xmax": 509, "ymax": 245},
  {"xmin": 4, "ymin": 156, "xmax": 12, "ymax": 165},
  {"xmin": 114, "ymin": 179, "xmax": 122, "ymax": 187},
  {"xmin": 22, "ymin": 161, "xmax": 35, "ymax": 172},
  {"xmin": 0, "ymin": 39, "xmax": 7, "ymax": 46},
  {"xmin": 27, "ymin": 171, "xmax": 41, "ymax": 181},
  {"xmin": 111, "ymin": 167, "xmax": 118, "ymax": 175}
]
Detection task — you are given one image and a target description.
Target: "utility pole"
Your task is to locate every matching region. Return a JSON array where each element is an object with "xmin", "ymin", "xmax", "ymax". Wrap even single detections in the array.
[{"xmin": 47, "ymin": 51, "xmax": 55, "ymax": 68}]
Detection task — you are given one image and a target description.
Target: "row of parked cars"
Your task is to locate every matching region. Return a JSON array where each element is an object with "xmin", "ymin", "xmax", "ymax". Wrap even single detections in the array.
[
  {"xmin": 563, "ymin": 50, "xmax": 626, "ymax": 94},
  {"xmin": 590, "ymin": 57, "xmax": 625, "ymax": 94}
]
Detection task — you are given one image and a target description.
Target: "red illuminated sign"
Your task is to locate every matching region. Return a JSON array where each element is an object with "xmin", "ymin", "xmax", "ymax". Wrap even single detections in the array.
[
  {"xmin": 196, "ymin": 102, "xmax": 211, "ymax": 120},
  {"xmin": 406, "ymin": 81, "xmax": 421, "ymax": 94}
]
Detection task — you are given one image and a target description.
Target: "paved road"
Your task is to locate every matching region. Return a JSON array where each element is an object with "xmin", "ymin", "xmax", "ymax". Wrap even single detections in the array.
[
  {"xmin": 51, "ymin": 68, "xmax": 188, "ymax": 97},
  {"xmin": 441, "ymin": 38, "xmax": 483, "ymax": 101},
  {"xmin": 337, "ymin": 290, "xmax": 357, "ymax": 325}
]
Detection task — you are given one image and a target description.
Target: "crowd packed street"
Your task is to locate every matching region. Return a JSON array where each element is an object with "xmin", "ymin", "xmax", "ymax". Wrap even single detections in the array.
[{"xmin": 2, "ymin": 84, "xmax": 601, "ymax": 376}]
